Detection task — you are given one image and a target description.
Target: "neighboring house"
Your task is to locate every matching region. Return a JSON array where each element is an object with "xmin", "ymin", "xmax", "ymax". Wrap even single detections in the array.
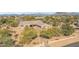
[
  {"xmin": 74, "ymin": 19, "xmax": 79, "ymax": 29},
  {"xmin": 19, "ymin": 20, "xmax": 51, "ymax": 29},
  {"xmin": 75, "ymin": 20, "xmax": 79, "ymax": 26}
]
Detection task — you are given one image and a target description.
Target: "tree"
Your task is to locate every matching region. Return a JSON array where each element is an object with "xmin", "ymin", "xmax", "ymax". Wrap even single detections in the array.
[
  {"xmin": 51, "ymin": 16, "xmax": 61, "ymax": 26},
  {"xmin": 43, "ymin": 16, "xmax": 61, "ymax": 26},
  {"xmin": 62, "ymin": 16, "xmax": 76, "ymax": 25},
  {"xmin": 19, "ymin": 26, "xmax": 37, "ymax": 44},
  {"xmin": 23, "ymin": 16, "xmax": 35, "ymax": 21},
  {"xmin": 6, "ymin": 17, "xmax": 19, "ymax": 27},
  {"xmin": 0, "ymin": 16, "xmax": 19, "ymax": 27},
  {"xmin": 40, "ymin": 27, "xmax": 61, "ymax": 39},
  {"xmin": 0, "ymin": 18, "xmax": 7, "ymax": 25},
  {"xmin": 0, "ymin": 29, "xmax": 14, "ymax": 47},
  {"xmin": 7, "ymin": 19, "xmax": 19, "ymax": 27},
  {"xmin": 40, "ymin": 29, "xmax": 53, "ymax": 39},
  {"xmin": 61, "ymin": 24, "xmax": 74, "ymax": 36}
]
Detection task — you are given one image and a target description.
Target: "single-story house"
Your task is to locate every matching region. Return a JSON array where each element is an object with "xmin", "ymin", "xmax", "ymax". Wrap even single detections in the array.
[
  {"xmin": 19, "ymin": 20, "xmax": 51, "ymax": 29},
  {"xmin": 74, "ymin": 19, "xmax": 79, "ymax": 29}
]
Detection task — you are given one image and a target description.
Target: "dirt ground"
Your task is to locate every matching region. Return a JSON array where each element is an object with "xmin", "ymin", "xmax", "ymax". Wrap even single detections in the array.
[{"xmin": 8, "ymin": 26, "xmax": 79, "ymax": 47}]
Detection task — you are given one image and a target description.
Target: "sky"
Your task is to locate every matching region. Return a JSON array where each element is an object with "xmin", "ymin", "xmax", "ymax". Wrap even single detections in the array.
[{"xmin": 0, "ymin": 0, "xmax": 79, "ymax": 13}]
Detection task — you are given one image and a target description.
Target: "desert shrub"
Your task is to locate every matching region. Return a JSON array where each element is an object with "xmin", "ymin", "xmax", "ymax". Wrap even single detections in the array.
[
  {"xmin": 61, "ymin": 24, "xmax": 74, "ymax": 36},
  {"xmin": 40, "ymin": 29, "xmax": 53, "ymax": 39},
  {"xmin": 62, "ymin": 16, "xmax": 76, "ymax": 25},
  {"xmin": 19, "ymin": 26, "xmax": 37, "ymax": 44},
  {"xmin": 6, "ymin": 16, "xmax": 19, "ymax": 27},
  {"xmin": 40, "ymin": 27, "xmax": 61, "ymax": 39},
  {"xmin": 0, "ymin": 29, "xmax": 14, "ymax": 47},
  {"xmin": 1, "ymin": 37, "xmax": 14, "ymax": 47},
  {"xmin": 51, "ymin": 27, "xmax": 61, "ymax": 36},
  {"xmin": 23, "ymin": 16, "xmax": 35, "ymax": 21},
  {"xmin": 0, "ymin": 17, "xmax": 19, "ymax": 27},
  {"xmin": 7, "ymin": 19, "xmax": 19, "ymax": 27},
  {"xmin": 0, "ymin": 18, "xmax": 8, "ymax": 25},
  {"xmin": 43, "ymin": 16, "xmax": 61, "ymax": 26}
]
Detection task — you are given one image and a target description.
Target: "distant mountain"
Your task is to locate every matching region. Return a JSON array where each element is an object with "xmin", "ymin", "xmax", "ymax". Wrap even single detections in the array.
[
  {"xmin": 54, "ymin": 12, "xmax": 79, "ymax": 16},
  {"xmin": 0, "ymin": 12, "xmax": 79, "ymax": 16},
  {"xmin": 0, "ymin": 12, "xmax": 55, "ymax": 16}
]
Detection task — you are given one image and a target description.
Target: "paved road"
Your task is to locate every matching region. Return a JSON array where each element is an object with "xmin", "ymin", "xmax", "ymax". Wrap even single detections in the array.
[{"xmin": 64, "ymin": 42, "xmax": 79, "ymax": 47}]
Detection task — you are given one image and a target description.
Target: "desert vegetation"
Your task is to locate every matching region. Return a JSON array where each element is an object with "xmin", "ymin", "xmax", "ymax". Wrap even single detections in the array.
[
  {"xmin": 0, "ymin": 15, "xmax": 79, "ymax": 46},
  {"xmin": 0, "ymin": 29, "xmax": 14, "ymax": 47},
  {"xmin": 0, "ymin": 16, "xmax": 19, "ymax": 27},
  {"xmin": 40, "ymin": 27, "xmax": 61, "ymax": 39},
  {"xmin": 61, "ymin": 24, "xmax": 74, "ymax": 36},
  {"xmin": 19, "ymin": 26, "xmax": 37, "ymax": 44}
]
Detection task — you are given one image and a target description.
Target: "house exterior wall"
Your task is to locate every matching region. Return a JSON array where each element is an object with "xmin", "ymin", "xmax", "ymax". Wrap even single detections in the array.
[{"xmin": 18, "ymin": 20, "xmax": 51, "ymax": 29}]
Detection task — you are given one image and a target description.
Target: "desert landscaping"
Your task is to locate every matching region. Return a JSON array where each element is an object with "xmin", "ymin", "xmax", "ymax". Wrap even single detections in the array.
[{"xmin": 0, "ymin": 14, "xmax": 79, "ymax": 47}]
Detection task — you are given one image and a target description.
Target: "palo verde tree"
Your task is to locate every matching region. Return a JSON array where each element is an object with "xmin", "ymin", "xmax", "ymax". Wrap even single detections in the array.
[
  {"xmin": 43, "ymin": 16, "xmax": 61, "ymax": 26},
  {"xmin": 19, "ymin": 26, "xmax": 37, "ymax": 44},
  {"xmin": 0, "ymin": 16, "xmax": 19, "ymax": 27},
  {"xmin": 40, "ymin": 27, "xmax": 61, "ymax": 39},
  {"xmin": 61, "ymin": 24, "xmax": 74, "ymax": 36},
  {"xmin": 0, "ymin": 29, "xmax": 14, "ymax": 47}
]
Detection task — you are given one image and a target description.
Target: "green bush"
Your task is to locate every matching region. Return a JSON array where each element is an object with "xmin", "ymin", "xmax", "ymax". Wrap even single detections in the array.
[
  {"xmin": 43, "ymin": 16, "xmax": 61, "ymax": 26},
  {"xmin": 20, "ymin": 26, "xmax": 37, "ymax": 44},
  {"xmin": 0, "ymin": 17, "xmax": 19, "ymax": 27},
  {"xmin": 23, "ymin": 16, "xmax": 35, "ymax": 21},
  {"xmin": 1, "ymin": 37, "xmax": 14, "ymax": 47},
  {"xmin": 7, "ymin": 19, "xmax": 19, "ymax": 27},
  {"xmin": 61, "ymin": 24, "xmax": 74, "ymax": 36},
  {"xmin": 52, "ymin": 27, "xmax": 61, "ymax": 36},
  {"xmin": 0, "ymin": 29, "xmax": 14, "ymax": 47},
  {"xmin": 40, "ymin": 27, "xmax": 61, "ymax": 39},
  {"xmin": 40, "ymin": 29, "xmax": 53, "ymax": 39}
]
